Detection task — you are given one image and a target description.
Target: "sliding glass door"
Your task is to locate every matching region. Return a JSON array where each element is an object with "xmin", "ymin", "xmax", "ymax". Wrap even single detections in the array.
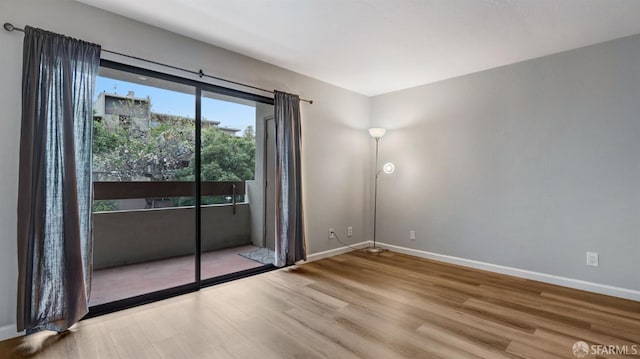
[
  {"xmin": 199, "ymin": 91, "xmax": 275, "ymax": 282},
  {"xmin": 91, "ymin": 66, "xmax": 197, "ymax": 306},
  {"xmin": 89, "ymin": 60, "xmax": 274, "ymax": 314}
]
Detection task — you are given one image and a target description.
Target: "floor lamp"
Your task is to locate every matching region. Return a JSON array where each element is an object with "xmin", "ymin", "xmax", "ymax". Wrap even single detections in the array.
[{"xmin": 368, "ymin": 128, "xmax": 395, "ymax": 254}]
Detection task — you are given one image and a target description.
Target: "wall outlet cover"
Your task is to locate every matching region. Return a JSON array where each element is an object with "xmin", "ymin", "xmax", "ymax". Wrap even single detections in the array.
[{"xmin": 586, "ymin": 252, "xmax": 599, "ymax": 267}]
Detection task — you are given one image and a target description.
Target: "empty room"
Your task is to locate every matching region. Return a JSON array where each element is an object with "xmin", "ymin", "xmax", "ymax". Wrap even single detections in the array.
[{"xmin": 0, "ymin": 0, "xmax": 639, "ymax": 358}]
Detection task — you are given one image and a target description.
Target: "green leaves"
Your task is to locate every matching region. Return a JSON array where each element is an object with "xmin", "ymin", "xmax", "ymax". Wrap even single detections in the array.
[
  {"xmin": 92, "ymin": 116, "xmax": 194, "ymax": 181},
  {"xmin": 92, "ymin": 117, "xmax": 255, "ymax": 183},
  {"xmin": 197, "ymin": 126, "xmax": 255, "ymax": 182}
]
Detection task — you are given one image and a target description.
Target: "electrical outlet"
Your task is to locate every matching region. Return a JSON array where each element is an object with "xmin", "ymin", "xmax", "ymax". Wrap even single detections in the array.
[
  {"xmin": 329, "ymin": 228, "xmax": 335, "ymax": 239},
  {"xmin": 586, "ymin": 252, "xmax": 599, "ymax": 267},
  {"xmin": 347, "ymin": 226, "xmax": 353, "ymax": 237},
  {"xmin": 409, "ymin": 230, "xmax": 416, "ymax": 241}
]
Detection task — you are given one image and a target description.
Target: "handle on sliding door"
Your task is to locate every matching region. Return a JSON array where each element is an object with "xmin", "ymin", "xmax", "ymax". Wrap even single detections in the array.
[{"xmin": 232, "ymin": 183, "xmax": 236, "ymax": 215}]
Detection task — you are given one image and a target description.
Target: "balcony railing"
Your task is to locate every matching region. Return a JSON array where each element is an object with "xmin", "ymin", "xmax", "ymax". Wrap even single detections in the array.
[
  {"xmin": 94, "ymin": 181, "xmax": 246, "ymax": 213},
  {"xmin": 92, "ymin": 180, "xmax": 253, "ymax": 269}
]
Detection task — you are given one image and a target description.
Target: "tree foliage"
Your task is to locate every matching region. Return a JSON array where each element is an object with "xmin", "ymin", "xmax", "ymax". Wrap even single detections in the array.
[
  {"xmin": 92, "ymin": 109, "xmax": 256, "ymax": 210},
  {"xmin": 93, "ymin": 118, "xmax": 194, "ymax": 181},
  {"xmin": 173, "ymin": 125, "xmax": 255, "ymax": 182},
  {"xmin": 171, "ymin": 125, "xmax": 255, "ymax": 206},
  {"xmin": 94, "ymin": 119, "xmax": 255, "ymax": 181}
]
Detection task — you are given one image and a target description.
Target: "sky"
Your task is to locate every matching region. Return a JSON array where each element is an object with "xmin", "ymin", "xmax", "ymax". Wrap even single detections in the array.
[{"xmin": 95, "ymin": 76, "xmax": 256, "ymax": 134}]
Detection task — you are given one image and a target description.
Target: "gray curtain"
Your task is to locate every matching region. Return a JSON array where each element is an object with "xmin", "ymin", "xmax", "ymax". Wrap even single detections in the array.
[
  {"xmin": 274, "ymin": 91, "xmax": 306, "ymax": 267},
  {"xmin": 17, "ymin": 27, "xmax": 100, "ymax": 333}
]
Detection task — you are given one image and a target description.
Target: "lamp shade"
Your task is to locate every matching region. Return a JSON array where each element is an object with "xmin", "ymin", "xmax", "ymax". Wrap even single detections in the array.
[{"xmin": 368, "ymin": 128, "xmax": 386, "ymax": 138}]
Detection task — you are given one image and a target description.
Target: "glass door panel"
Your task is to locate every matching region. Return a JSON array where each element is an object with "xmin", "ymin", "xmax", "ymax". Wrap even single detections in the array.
[
  {"xmin": 91, "ymin": 66, "xmax": 197, "ymax": 306},
  {"xmin": 199, "ymin": 91, "xmax": 274, "ymax": 280}
]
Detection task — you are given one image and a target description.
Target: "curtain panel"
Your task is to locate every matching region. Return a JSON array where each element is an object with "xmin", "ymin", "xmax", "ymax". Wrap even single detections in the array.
[
  {"xmin": 273, "ymin": 91, "xmax": 306, "ymax": 267},
  {"xmin": 17, "ymin": 26, "xmax": 100, "ymax": 333}
]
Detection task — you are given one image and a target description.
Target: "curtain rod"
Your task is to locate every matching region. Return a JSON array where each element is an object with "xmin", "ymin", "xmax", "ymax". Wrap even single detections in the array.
[{"xmin": 3, "ymin": 22, "xmax": 313, "ymax": 104}]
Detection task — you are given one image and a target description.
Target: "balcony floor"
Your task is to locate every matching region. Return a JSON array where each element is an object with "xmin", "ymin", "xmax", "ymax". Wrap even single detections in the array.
[{"xmin": 90, "ymin": 244, "xmax": 266, "ymax": 306}]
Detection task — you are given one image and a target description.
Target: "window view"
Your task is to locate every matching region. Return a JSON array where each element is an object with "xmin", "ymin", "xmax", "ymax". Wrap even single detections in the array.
[
  {"xmin": 90, "ymin": 64, "xmax": 274, "ymax": 307},
  {"xmin": 199, "ymin": 91, "xmax": 275, "ymax": 281},
  {"xmin": 92, "ymin": 77, "xmax": 256, "ymax": 210},
  {"xmin": 90, "ymin": 69, "xmax": 197, "ymax": 306}
]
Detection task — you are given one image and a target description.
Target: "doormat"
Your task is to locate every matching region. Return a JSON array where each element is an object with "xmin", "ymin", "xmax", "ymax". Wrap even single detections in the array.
[{"xmin": 238, "ymin": 247, "xmax": 274, "ymax": 265}]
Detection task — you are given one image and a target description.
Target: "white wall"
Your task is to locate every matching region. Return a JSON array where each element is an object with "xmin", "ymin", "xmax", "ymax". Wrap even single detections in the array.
[
  {"xmin": 0, "ymin": 0, "xmax": 370, "ymax": 336},
  {"xmin": 371, "ymin": 34, "xmax": 640, "ymax": 292}
]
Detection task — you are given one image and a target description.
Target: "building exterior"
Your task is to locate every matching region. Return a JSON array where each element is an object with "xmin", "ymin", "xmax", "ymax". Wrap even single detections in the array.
[{"xmin": 93, "ymin": 91, "xmax": 240, "ymax": 135}]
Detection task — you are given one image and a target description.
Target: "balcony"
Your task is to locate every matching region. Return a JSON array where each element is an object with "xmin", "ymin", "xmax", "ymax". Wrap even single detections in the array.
[{"xmin": 91, "ymin": 181, "xmax": 271, "ymax": 306}]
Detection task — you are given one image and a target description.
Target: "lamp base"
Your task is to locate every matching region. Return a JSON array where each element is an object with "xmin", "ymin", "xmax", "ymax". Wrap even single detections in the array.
[{"xmin": 366, "ymin": 247, "xmax": 384, "ymax": 254}]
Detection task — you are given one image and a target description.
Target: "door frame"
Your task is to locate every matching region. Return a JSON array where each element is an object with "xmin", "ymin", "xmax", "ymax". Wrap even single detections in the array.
[{"xmin": 87, "ymin": 59, "xmax": 276, "ymax": 319}]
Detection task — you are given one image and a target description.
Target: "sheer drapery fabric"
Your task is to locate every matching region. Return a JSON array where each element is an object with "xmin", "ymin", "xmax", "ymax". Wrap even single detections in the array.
[
  {"xmin": 17, "ymin": 26, "xmax": 100, "ymax": 333},
  {"xmin": 273, "ymin": 91, "xmax": 306, "ymax": 267}
]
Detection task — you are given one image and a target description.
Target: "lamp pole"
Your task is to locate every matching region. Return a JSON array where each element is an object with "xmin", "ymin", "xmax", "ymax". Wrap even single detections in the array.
[{"xmin": 368, "ymin": 136, "xmax": 384, "ymax": 254}]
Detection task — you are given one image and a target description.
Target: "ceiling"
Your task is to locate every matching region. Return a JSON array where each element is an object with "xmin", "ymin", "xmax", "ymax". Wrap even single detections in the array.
[{"xmin": 77, "ymin": 0, "xmax": 640, "ymax": 96}]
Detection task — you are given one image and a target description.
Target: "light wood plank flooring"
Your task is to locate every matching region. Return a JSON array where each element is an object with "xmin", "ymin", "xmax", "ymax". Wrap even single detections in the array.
[{"xmin": 1, "ymin": 250, "xmax": 639, "ymax": 358}]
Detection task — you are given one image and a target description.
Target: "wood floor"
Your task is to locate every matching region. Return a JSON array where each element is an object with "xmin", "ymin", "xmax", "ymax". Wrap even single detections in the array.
[{"xmin": 1, "ymin": 250, "xmax": 639, "ymax": 358}]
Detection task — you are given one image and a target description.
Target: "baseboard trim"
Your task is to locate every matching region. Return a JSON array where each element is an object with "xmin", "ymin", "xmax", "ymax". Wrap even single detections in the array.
[
  {"xmin": 2, "ymin": 241, "xmax": 634, "ymax": 342},
  {"xmin": 375, "ymin": 242, "xmax": 640, "ymax": 302},
  {"xmin": 303, "ymin": 241, "xmax": 370, "ymax": 263},
  {"xmin": 0, "ymin": 324, "xmax": 22, "ymax": 341}
]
